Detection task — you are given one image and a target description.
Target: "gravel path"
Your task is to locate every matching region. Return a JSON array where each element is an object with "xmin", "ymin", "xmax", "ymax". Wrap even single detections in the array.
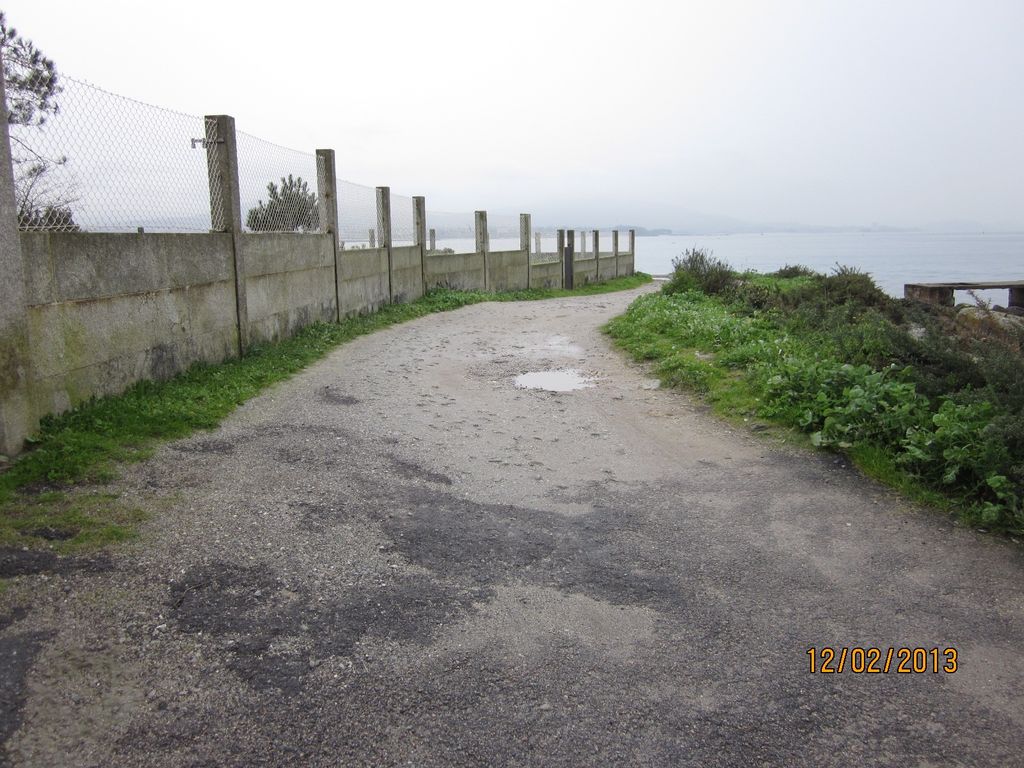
[{"xmin": 2, "ymin": 285, "xmax": 1023, "ymax": 767}]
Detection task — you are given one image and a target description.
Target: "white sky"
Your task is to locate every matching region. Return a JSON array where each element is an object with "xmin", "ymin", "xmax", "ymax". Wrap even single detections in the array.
[{"xmin": 5, "ymin": 0, "xmax": 1023, "ymax": 230}]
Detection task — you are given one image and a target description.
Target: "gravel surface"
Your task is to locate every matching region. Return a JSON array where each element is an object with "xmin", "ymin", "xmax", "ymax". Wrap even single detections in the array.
[{"xmin": 2, "ymin": 285, "xmax": 1022, "ymax": 767}]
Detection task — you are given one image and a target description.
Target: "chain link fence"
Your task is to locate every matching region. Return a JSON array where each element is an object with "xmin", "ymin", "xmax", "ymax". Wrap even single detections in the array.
[
  {"xmin": 236, "ymin": 131, "xmax": 320, "ymax": 233},
  {"xmin": 11, "ymin": 76, "xmax": 213, "ymax": 232},
  {"xmin": 337, "ymin": 179, "xmax": 377, "ymax": 246},
  {"xmin": 390, "ymin": 190, "xmax": 416, "ymax": 245},
  {"xmin": 10, "ymin": 71, "xmax": 519, "ymax": 248}
]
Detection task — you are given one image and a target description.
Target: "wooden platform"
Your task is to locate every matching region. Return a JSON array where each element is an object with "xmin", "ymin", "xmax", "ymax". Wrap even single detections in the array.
[{"xmin": 904, "ymin": 281, "xmax": 1023, "ymax": 308}]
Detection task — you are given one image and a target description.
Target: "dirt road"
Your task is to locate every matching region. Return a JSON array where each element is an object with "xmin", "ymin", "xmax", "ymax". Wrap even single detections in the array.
[{"xmin": 3, "ymin": 285, "xmax": 1023, "ymax": 766}]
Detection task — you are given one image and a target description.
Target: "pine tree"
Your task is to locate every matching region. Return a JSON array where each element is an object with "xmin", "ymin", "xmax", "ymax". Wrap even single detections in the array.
[
  {"xmin": 1, "ymin": 12, "xmax": 60, "ymax": 129},
  {"xmin": 246, "ymin": 174, "xmax": 320, "ymax": 232},
  {"xmin": 1, "ymin": 12, "xmax": 78, "ymax": 230}
]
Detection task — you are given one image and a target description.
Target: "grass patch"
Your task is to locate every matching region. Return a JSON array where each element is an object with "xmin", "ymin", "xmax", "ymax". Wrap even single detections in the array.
[
  {"xmin": 0, "ymin": 274, "xmax": 650, "ymax": 551},
  {"xmin": 605, "ymin": 255, "xmax": 1024, "ymax": 535},
  {"xmin": 0, "ymin": 492, "xmax": 147, "ymax": 554}
]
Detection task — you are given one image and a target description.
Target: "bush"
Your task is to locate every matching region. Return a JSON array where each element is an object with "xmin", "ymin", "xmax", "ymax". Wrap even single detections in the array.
[
  {"xmin": 820, "ymin": 265, "xmax": 889, "ymax": 309},
  {"xmin": 730, "ymin": 281, "xmax": 775, "ymax": 310},
  {"xmin": 664, "ymin": 248, "xmax": 734, "ymax": 296},
  {"xmin": 774, "ymin": 264, "xmax": 819, "ymax": 278}
]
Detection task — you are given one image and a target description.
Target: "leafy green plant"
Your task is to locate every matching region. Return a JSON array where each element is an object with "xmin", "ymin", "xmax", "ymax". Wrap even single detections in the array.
[
  {"xmin": 760, "ymin": 361, "xmax": 927, "ymax": 449},
  {"xmin": 899, "ymin": 400, "xmax": 1008, "ymax": 489}
]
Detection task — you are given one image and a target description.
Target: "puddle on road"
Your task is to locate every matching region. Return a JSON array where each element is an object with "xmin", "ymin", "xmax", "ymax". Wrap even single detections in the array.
[{"xmin": 514, "ymin": 369, "xmax": 595, "ymax": 392}]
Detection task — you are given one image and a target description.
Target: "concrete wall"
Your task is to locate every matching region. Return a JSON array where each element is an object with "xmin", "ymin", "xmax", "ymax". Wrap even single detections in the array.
[
  {"xmin": 597, "ymin": 255, "xmax": 617, "ymax": 281},
  {"xmin": 617, "ymin": 251, "xmax": 635, "ymax": 277},
  {"xmin": 20, "ymin": 232, "xmax": 239, "ymax": 420},
  {"xmin": 425, "ymin": 251, "xmax": 485, "ymax": 291},
  {"xmin": 487, "ymin": 249, "xmax": 529, "ymax": 292},
  {"xmin": 241, "ymin": 233, "xmax": 336, "ymax": 344},
  {"xmin": 338, "ymin": 247, "xmax": 389, "ymax": 317},
  {"xmin": 529, "ymin": 259, "xmax": 563, "ymax": 290},
  {"xmin": 574, "ymin": 256, "xmax": 598, "ymax": 286},
  {"xmin": 391, "ymin": 245, "xmax": 425, "ymax": 303}
]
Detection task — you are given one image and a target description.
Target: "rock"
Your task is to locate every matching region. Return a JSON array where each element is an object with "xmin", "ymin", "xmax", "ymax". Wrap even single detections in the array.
[{"xmin": 957, "ymin": 306, "xmax": 1024, "ymax": 332}]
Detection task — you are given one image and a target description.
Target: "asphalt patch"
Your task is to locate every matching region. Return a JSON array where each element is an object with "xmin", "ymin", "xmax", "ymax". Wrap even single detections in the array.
[
  {"xmin": 169, "ymin": 562, "xmax": 488, "ymax": 696},
  {"xmin": 319, "ymin": 386, "xmax": 360, "ymax": 406},
  {"xmin": 0, "ymin": 630, "xmax": 54, "ymax": 763},
  {"xmin": 374, "ymin": 482, "xmax": 688, "ymax": 610},
  {"xmin": 389, "ymin": 456, "xmax": 454, "ymax": 486},
  {"xmin": 0, "ymin": 548, "xmax": 112, "ymax": 578}
]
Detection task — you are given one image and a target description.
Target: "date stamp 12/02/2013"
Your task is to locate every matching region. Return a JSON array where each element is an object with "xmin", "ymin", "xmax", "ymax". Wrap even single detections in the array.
[{"xmin": 807, "ymin": 647, "xmax": 958, "ymax": 674}]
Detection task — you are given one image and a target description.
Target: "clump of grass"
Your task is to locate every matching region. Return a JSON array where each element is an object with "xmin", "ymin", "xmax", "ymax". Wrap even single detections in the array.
[
  {"xmin": 0, "ymin": 491, "xmax": 147, "ymax": 554},
  {"xmin": 0, "ymin": 274, "xmax": 650, "ymax": 551}
]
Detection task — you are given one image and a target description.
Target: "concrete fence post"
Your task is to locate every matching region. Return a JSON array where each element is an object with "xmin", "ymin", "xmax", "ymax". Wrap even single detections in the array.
[
  {"xmin": 612, "ymin": 230, "xmax": 620, "ymax": 278},
  {"xmin": 205, "ymin": 114, "xmax": 249, "ymax": 355},
  {"xmin": 557, "ymin": 229, "xmax": 566, "ymax": 290},
  {"xmin": 0, "ymin": 56, "xmax": 34, "ymax": 456},
  {"xmin": 413, "ymin": 196, "xmax": 427, "ymax": 295},
  {"xmin": 580, "ymin": 230, "xmax": 587, "ymax": 259},
  {"xmin": 368, "ymin": 228, "xmax": 376, "ymax": 248},
  {"xmin": 429, "ymin": 228, "xmax": 436, "ymax": 252},
  {"xmin": 520, "ymin": 213, "xmax": 532, "ymax": 290},
  {"xmin": 593, "ymin": 229, "xmax": 600, "ymax": 280},
  {"xmin": 563, "ymin": 229, "xmax": 575, "ymax": 290},
  {"xmin": 376, "ymin": 187, "xmax": 393, "ymax": 301},
  {"xmin": 628, "ymin": 229, "xmax": 636, "ymax": 275},
  {"xmin": 475, "ymin": 210, "xmax": 489, "ymax": 291},
  {"xmin": 316, "ymin": 149, "xmax": 341, "ymax": 321}
]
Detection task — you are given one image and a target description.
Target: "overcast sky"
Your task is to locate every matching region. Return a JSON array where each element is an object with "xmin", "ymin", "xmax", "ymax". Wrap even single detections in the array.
[{"xmin": 5, "ymin": 0, "xmax": 1023, "ymax": 230}]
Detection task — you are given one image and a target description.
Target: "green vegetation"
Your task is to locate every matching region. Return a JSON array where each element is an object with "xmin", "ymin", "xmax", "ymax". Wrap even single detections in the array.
[
  {"xmin": 0, "ymin": 491, "xmax": 147, "ymax": 553},
  {"xmin": 246, "ymin": 174, "xmax": 320, "ymax": 233},
  {"xmin": 606, "ymin": 250, "xmax": 1024, "ymax": 534},
  {"xmin": 0, "ymin": 274, "xmax": 650, "ymax": 551}
]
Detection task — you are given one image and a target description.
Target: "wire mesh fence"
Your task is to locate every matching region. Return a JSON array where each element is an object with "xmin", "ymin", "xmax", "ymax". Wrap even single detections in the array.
[
  {"xmin": 390, "ymin": 190, "xmax": 416, "ymax": 245},
  {"xmin": 8, "ymin": 71, "xmax": 534, "ymax": 249},
  {"xmin": 11, "ymin": 75, "xmax": 214, "ymax": 232},
  {"xmin": 236, "ymin": 131, "xmax": 320, "ymax": 233},
  {"xmin": 337, "ymin": 179, "xmax": 377, "ymax": 246}
]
